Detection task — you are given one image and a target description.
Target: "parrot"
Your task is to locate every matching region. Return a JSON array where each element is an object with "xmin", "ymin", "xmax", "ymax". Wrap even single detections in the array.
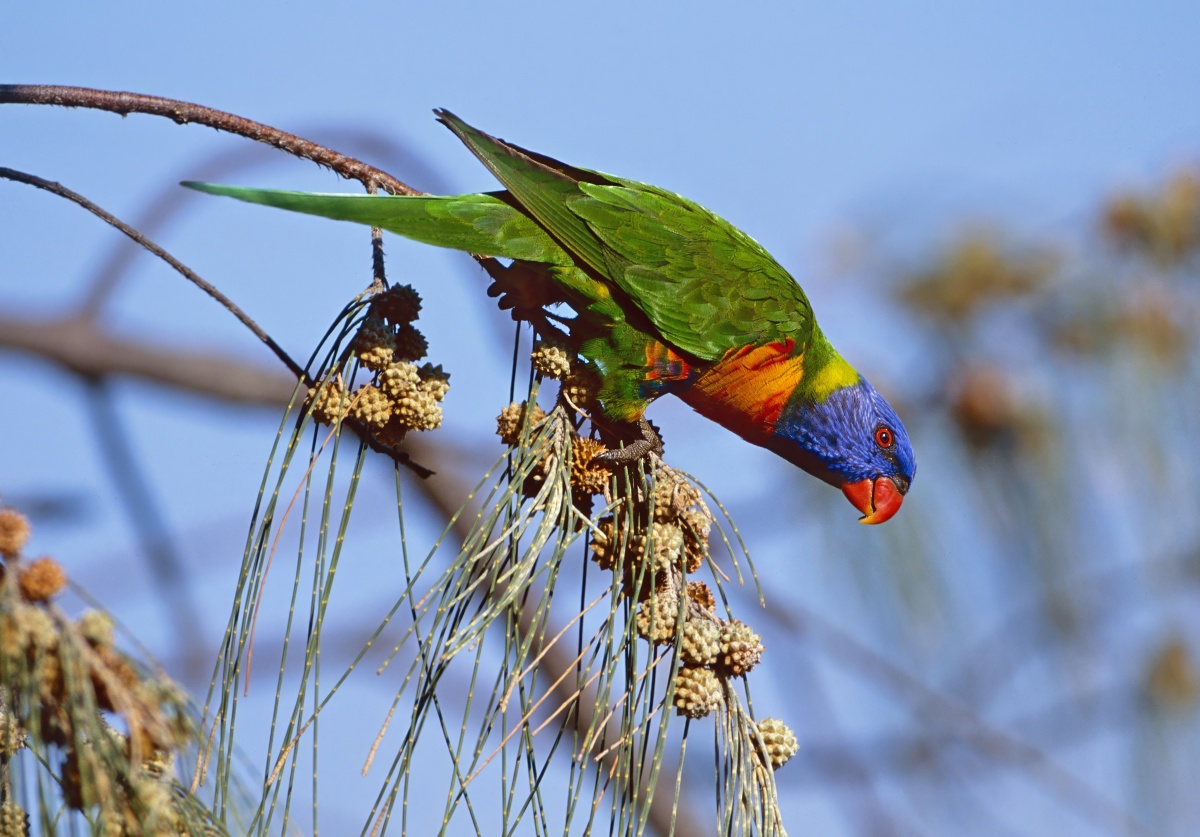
[{"xmin": 185, "ymin": 110, "xmax": 915, "ymax": 523}]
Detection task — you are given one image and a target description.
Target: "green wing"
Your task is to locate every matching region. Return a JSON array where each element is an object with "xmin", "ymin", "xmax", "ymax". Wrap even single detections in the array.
[
  {"xmin": 435, "ymin": 110, "xmax": 814, "ymax": 361},
  {"xmin": 569, "ymin": 179, "xmax": 814, "ymax": 359},
  {"xmin": 181, "ymin": 183, "xmax": 569, "ymax": 265}
]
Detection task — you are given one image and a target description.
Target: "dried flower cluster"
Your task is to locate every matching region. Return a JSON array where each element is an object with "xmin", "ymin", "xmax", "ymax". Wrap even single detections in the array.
[
  {"xmin": 496, "ymin": 401, "xmax": 547, "ymax": 447},
  {"xmin": 496, "ymin": 401, "xmax": 611, "ymax": 514},
  {"xmin": 531, "ymin": 341, "xmax": 573, "ymax": 380},
  {"xmin": 673, "ymin": 666, "xmax": 722, "ymax": 720},
  {"xmin": 1143, "ymin": 636, "xmax": 1200, "ymax": 710},
  {"xmin": 0, "ymin": 506, "xmax": 200, "ymax": 831},
  {"xmin": 583, "ymin": 465, "xmax": 769, "ymax": 726},
  {"xmin": 561, "ymin": 365, "xmax": 602, "ymax": 412},
  {"xmin": 491, "ymin": 341, "xmax": 787, "ymax": 754},
  {"xmin": 0, "ymin": 509, "xmax": 30, "ymax": 559},
  {"xmin": 1102, "ymin": 170, "xmax": 1200, "ymax": 265},
  {"xmin": 589, "ymin": 472, "xmax": 710, "ymax": 584},
  {"xmin": 308, "ymin": 284, "xmax": 450, "ymax": 447},
  {"xmin": 754, "ymin": 717, "xmax": 799, "ymax": 769},
  {"xmin": 901, "ymin": 233, "xmax": 1056, "ymax": 324},
  {"xmin": 495, "ymin": 343, "xmax": 620, "ymax": 512},
  {"xmin": 528, "ymin": 339, "xmax": 603, "ymax": 413}
]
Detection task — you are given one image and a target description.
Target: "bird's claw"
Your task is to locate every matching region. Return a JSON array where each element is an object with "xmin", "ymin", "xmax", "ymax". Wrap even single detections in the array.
[
  {"xmin": 482, "ymin": 259, "xmax": 560, "ymax": 318},
  {"xmin": 595, "ymin": 418, "xmax": 664, "ymax": 466}
]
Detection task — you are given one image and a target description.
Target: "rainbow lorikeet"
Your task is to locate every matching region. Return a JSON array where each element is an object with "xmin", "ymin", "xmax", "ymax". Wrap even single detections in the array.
[{"xmin": 185, "ymin": 110, "xmax": 915, "ymax": 523}]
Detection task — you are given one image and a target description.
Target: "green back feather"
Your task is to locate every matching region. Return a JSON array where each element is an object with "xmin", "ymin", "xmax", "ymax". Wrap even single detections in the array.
[{"xmin": 433, "ymin": 110, "xmax": 815, "ymax": 362}]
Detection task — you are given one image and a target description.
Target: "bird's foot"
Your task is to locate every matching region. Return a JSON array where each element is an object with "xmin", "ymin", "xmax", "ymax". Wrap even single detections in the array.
[
  {"xmin": 595, "ymin": 418, "xmax": 664, "ymax": 466},
  {"xmin": 482, "ymin": 259, "xmax": 560, "ymax": 318}
]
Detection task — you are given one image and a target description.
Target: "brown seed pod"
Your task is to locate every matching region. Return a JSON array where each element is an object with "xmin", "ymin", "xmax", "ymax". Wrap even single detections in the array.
[
  {"xmin": 589, "ymin": 517, "xmax": 621, "ymax": 572},
  {"xmin": 673, "ymin": 666, "xmax": 723, "ymax": 719},
  {"xmin": 371, "ymin": 283, "xmax": 422, "ymax": 324},
  {"xmin": 685, "ymin": 581, "xmax": 716, "ymax": 614},
  {"xmin": 375, "ymin": 417, "xmax": 409, "ymax": 449},
  {"xmin": 679, "ymin": 506, "xmax": 712, "ymax": 573},
  {"xmin": 679, "ymin": 618, "xmax": 721, "ymax": 667},
  {"xmin": 393, "ymin": 324, "xmax": 429, "ymax": 362},
  {"xmin": 0, "ymin": 509, "xmax": 31, "ymax": 558},
  {"xmin": 18, "ymin": 557, "xmax": 66, "ymax": 603},
  {"xmin": 717, "ymin": 620, "xmax": 764, "ymax": 677},
  {"xmin": 756, "ymin": 717, "xmax": 799, "ymax": 769},
  {"xmin": 570, "ymin": 436, "xmax": 610, "ymax": 497},
  {"xmin": 561, "ymin": 366, "xmax": 602, "ymax": 411},
  {"xmin": 496, "ymin": 402, "xmax": 547, "ymax": 446}
]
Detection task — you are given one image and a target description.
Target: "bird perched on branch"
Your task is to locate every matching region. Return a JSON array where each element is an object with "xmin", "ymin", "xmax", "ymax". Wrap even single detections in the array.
[{"xmin": 185, "ymin": 110, "xmax": 915, "ymax": 523}]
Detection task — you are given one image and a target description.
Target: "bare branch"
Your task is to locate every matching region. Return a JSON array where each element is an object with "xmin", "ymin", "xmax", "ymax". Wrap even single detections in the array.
[
  {"xmin": 0, "ymin": 84, "xmax": 422, "ymax": 196},
  {"xmin": 0, "ymin": 313, "xmax": 297, "ymax": 404},
  {"xmin": 0, "ymin": 309, "xmax": 436, "ymax": 478},
  {"xmin": 1, "ymin": 84, "xmax": 532, "ymax": 333},
  {"xmin": 1, "ymin": 166, "xmax": 307, "ymax": 382}
]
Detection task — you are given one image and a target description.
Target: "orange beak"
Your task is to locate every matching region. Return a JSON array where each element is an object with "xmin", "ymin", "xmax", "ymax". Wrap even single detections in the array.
[{"xmin": 841, "ymin": 477, "xmax": 904, "ymax": 525}]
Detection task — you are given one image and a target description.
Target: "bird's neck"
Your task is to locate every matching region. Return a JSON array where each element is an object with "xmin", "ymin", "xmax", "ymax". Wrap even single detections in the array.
[
  {"xmin": 763, "ymin": 337, "xmax": 864, "ymax": 486},
  {"xmin": 795, "ymin": 329, "xmax": 858, "ymax": 403}
]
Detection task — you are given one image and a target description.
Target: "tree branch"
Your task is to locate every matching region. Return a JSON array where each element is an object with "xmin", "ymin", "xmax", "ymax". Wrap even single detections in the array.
[
  {"xmin": 0, "ymin": 84, "xmax": 421, "ymax": 196},
  {"xmin": 1, "ymin": 166, "xmax": 307, "ymax": 382},
  {"xmin": 0, "ymin": 313, "xmax": 297, "ymax": 405},
  {"xmin": 1, "ymin": 84, "xmax": 542, "ymax": 348}
]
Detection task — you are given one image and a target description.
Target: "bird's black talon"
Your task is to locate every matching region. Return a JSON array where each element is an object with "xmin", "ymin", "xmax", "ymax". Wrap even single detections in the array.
[
  {"xmin": 595, "ymin": 438, "xmax": 655, "ymax": 466},
  {"xmin": 595, "ymin": 418, "xmax": 664, "ymax": 466},
  {"xmin": 639, "ymin": 418, "xmax": 664, "ymax": 457}
]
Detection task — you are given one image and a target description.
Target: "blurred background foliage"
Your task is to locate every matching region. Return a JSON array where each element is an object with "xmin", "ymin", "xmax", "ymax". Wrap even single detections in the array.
[{"xmin": 799, "ymin": 167, "xmax": 1200, "ymax": 835}]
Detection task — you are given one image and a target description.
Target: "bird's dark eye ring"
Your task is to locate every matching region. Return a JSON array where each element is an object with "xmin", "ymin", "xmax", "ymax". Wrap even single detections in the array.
[{"xmin": 875, "ymin": 426, "xmax": 894, "ymax": 448}]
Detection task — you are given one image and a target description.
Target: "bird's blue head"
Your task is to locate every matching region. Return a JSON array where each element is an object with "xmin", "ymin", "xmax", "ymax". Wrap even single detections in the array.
[{"xmin": 772, "ymin": 376, "xmax": 916, "ymax": 524}]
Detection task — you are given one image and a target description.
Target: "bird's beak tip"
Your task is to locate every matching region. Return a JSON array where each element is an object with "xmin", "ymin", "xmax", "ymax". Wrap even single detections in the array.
[{"xmin": 842, "ymin": 477, "xmax": 904, "ymax": 525}]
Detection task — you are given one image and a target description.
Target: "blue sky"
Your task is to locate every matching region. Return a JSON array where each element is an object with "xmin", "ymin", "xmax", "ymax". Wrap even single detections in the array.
[{"xmin": 3, "ymin": 3, "xmax": 1200, "ymax": 833}]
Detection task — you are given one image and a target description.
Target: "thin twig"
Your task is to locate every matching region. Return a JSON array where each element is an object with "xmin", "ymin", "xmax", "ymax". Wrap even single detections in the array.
[
  {"xmin": 367, "ymin": 181, "xmax": 389, "ymax": 293},
  {"xmin": 1, "ymin": 166, "xmax": 306, "ymax": 381},
  {"xmin": 0, "ymin": 84, "xmax": 421, "ymax": 196},
  {"xmin": 71, "ymin": 127, "xmax": 442, "ymax": 321},
  {"xmin": 0, "ymin": 84, "xmax": 540, "ymax": 346}
]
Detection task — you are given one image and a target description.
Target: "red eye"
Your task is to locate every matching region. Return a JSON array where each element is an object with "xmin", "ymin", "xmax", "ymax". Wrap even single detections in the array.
[{"xmin": 875, "ymin": 427, "xmax": 893, "ymax": 448}]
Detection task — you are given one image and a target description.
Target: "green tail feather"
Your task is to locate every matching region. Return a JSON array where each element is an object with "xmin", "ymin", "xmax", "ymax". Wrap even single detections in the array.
[{"xmin": 181, "ymin": 182, "xmax": 568, "ymax": 264}]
